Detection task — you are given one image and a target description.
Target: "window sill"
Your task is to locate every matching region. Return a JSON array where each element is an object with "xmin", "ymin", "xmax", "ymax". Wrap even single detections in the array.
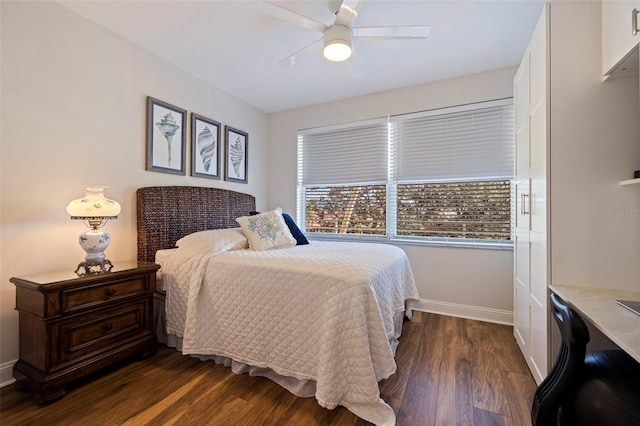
[
  {"xmin": 390, "ymin": 238, "xmax": 513, "ymax": 251},
  {"xmin": 306, "ymin": 234, "xmax": 514, "ymax": 250},
  {"xmin": 307, "ymin": 234, "xmax": 388, "ymax": 243}
]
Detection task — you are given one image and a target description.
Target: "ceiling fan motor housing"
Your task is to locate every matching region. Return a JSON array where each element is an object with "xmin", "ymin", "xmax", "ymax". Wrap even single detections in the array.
[{"xmin": 323, "ymin": 24, "xmax": 353, "ymax": 61}]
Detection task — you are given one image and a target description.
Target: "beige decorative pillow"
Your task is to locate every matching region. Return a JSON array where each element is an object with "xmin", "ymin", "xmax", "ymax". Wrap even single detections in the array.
[{"xmin": 236, "ymin": 208, "xmax": 297, "ymax": 250}]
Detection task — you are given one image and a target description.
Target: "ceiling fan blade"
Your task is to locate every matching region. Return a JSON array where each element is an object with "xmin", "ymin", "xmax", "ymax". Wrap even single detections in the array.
[
  {"xmin": 250, "ymin": 0, "xmax": 326, "ymax": 33},
  {"xmin": 342, "ymin": 0, "xmax": 364, "ymax": 14},
  {"xmin": 347, "ymin": 47, "xmax": 367, "ymax": 79},
  {"xmin": 277, "ymin": 38, "xmax": 323, "ymax": 67},
  {"xmin": 353, "ymin": 25, "xmax": 431, "ymax": 40},
  {"xmin": 334, "ymin": 0, "xmax": 364, "ymax": 27}
]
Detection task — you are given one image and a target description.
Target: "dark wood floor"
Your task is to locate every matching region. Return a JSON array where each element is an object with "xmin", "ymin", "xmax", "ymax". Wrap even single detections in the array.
[{"xmin": 0, "ymin": 312, "xmax": 536, "ymax": 425}]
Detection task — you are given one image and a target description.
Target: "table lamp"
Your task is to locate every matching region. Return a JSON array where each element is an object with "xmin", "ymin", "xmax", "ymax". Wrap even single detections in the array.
[{"xmin": 66, "ymin": 186, "xmax": 121, "ymax": 275}]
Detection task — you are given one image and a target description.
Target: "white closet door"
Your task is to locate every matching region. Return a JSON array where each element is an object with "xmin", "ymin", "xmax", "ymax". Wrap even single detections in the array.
[{"xmin": 514, "ymin": 3, "xmax": 548, "ymax": 384}]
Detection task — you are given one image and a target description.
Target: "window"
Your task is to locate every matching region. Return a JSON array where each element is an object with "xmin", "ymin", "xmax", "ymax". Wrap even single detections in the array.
[
  {"xmin": 304, "ymin": 185, "xmax": 386, "ymax": 235},
  {"xmin": 392, "ymin": 99, "xmax": 514, "ymax": 244},
  {"xmin": 297, "ymin": 99, "xmax": 514, "ymax": 247},
  {"xmin": 297, "ymin": 119, "xmax": 388, "ymax": 238},
  {"xmin": 396, "ymin": 180, "xmax": 512, "ymax": 240}
]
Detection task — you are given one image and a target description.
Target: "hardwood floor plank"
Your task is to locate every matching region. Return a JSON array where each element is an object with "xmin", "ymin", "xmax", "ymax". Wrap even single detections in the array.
[
  {"xmin": 493, "ymin": 325, "xmax": 533, "ymax": 377},
  {"xmin": 395, "ymin": 313, "xmax": 443, "ymax": 425},
  {"xmin": 502, "ymin": 371, "xmax": 537, "ymax": 426},
  {"xmin": 435, "ymin": 316, "xmax": 476, "ymax": 425},
  {"xmin": 473, "ymin": 406, "xmax": 507, "ymax": 426},
  {"xmin": 89, "ymin": 358, "xmax": 221, "ymax": 425},
  {"xmin": 379, "ymin": 315, "xmax": 423, "ymax": 404},
  {"xmin": 455, "ymin": 356, "xmax": 476, "ymax": 426},
  {"xmin": 0, "ymin": 314, "xmax": 537, "ymax": 426},
  {"xmin": 120, "ymin": 369, "xmax": 211, "ymax": 425},
  {"xmin": 467, "ymin": 319, "xmax": 512, "ymax": 416},
  {"xmin": 174, "ymin": 390, "xmax": 253, "ymax": 426}
]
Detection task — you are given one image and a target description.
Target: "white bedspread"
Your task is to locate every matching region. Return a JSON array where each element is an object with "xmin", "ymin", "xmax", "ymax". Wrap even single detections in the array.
[{"xmin": 162, "ymin": 241, "xmax": 419, "ymax": 425}]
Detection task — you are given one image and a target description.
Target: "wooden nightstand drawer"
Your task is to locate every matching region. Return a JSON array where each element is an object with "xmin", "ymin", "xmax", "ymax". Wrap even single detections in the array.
[
  {"xmin": 56, "ymin": 300, "xmax": 151, "ymax": 365},
  {"xmin": 62, "ymin": 277, "xmax": 148, "ymax": 313}
]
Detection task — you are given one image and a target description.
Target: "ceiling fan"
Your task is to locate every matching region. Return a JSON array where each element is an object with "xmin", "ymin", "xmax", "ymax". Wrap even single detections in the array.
[{"xmin": 251, "ymin": 0, "xmax": 431, "ymax": 74}]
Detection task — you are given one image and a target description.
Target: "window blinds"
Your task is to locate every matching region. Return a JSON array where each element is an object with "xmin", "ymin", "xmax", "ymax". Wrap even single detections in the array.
[
  {"xmin": 392, "ymin": 100, "xmax": 514, "ymax": 182},
  {"xmin": 299, "ymin": 119, "xmax": 389, "ymax": 186}
]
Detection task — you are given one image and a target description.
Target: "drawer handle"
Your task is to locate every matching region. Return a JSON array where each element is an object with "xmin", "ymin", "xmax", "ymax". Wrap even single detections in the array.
[
  {"xmin": 106, "ymin": 289, "xmax": 116, "ymax": 297},
  {"xmin": 634, "ymin": 8, "xmax": 639, "ymax": 36},
  {"xmin": 103, "ymin": 323, "xmax": 113, "ymax": 331}
]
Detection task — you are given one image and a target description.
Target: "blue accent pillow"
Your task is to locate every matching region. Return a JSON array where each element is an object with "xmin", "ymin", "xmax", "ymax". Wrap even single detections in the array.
[
  {"xmin": 281, "ymin": 213, "xmax": 309, "ymax": 245},
  {"xmin": 250, "ymin": 211, "xmax": 309, "ymax": 245}
]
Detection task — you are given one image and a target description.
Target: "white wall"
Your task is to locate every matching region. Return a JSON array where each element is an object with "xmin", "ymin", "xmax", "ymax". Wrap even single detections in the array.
[
  {"xmin": 549, "ymin": 1, "xmax": 640, "ymax": 291},
  {"xmin": 0, "ymin": 1, "xmax": 269, "ymax": 385},
  {"xmin": 268, "ymin": 68, "xmax": 517, "ymax": 324}
]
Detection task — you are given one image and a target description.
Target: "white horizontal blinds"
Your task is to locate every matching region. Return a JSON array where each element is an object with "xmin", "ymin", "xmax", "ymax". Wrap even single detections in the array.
[
  {"xmin": 301, "ymin": 119, "xmax": 389, "ymax": 185},
  {"xmin": 396, "ymin": 102, "xmax": 514, "ymax": 182}
]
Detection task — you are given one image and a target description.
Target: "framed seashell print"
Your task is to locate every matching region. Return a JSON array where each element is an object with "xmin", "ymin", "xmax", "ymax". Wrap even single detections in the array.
[
  {"xmin": 190, "ymin": 113, "xmax": 221, "ymax": 179},
  {"xmin": 224, "ymin": 125, "xmax": 248, "ymax": 184},
  {"xmin": 146, "ymin": 96, "xmax": 187, "ymax": 175}
]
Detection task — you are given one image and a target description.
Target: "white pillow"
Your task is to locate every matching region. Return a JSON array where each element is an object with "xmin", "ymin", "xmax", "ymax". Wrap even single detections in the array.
[
  {"xmin": 175, "ymin": 227, "xmax": 248, "ymax": 252},
  {"xmin": 236, "ymin": 208, "xmax": 296, "ymax": 250}
]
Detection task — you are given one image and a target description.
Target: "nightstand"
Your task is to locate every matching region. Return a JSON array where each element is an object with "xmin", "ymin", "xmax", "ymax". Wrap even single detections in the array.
[{"xmin": 11, "ymin": 260, "xmax": 160, "ymax": 405}]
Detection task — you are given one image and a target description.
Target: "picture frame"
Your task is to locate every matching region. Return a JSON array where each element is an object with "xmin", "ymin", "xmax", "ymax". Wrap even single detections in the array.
[
  {"xmin": 191, "ymin": 113, "xmax": 221, "ymax": 179},
  {"xmin": 146, "ymin": 96, "xmax": 186, "ymax": 175},
  {"xmin": 224, "ymin": 125, "xmax": 248, "ymax": 183}
]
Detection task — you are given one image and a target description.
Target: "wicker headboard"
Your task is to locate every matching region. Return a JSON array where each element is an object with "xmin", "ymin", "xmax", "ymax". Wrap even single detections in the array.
[{"xmin": 136, "ymin": 186, "xmax": 256, "ymax": 262}]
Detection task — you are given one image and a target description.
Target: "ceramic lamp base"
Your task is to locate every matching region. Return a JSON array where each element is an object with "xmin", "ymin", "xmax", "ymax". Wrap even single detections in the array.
[
  {"xmin": 79, "ymin": 229, "xmax": 110, "ymax": 260},
  {"xmin": 75, "ymin": 229, "xmax": 113, "ymax": 275}
]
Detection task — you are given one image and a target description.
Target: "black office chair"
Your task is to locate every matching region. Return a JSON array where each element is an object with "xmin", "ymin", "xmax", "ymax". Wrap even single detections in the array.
[{"xmin": 531, "ymin": 293, "xmax": 640, "ymax": 426}]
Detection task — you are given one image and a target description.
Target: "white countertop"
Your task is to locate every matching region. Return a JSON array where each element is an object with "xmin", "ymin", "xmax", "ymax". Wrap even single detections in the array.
[{"xmin": 550, "ymin": 284, "xmax": 640, "ymax": 363}]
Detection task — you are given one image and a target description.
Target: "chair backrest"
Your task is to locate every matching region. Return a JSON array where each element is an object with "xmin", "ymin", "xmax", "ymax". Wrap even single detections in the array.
[{"xmin": 531, "ymin": 293, "xmax": 590, "ymax": 426}]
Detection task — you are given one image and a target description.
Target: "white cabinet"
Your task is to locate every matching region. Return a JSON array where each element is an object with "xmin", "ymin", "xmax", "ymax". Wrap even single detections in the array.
[
  {"xmin": 602, "ymin": 0, "xmax": 640, "ymax": 77},
  {"xmin": 513, "ymin": 4, "xmax": 549, "ymax": 385}
]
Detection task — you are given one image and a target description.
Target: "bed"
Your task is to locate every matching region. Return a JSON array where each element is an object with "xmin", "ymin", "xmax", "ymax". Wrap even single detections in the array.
[{"xmin": 136, "ymin": 186, "xmax": 419, "ymax": 425}]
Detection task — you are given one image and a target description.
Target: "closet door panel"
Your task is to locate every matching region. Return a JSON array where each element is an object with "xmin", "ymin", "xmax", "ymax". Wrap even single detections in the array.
[
  {"xmin": 529, "ymin": 294, "xmax": 548, "ymax": 381},
  {"xmin": 529, "ymin": 102, "xmax": 547, "ymax": 234}
]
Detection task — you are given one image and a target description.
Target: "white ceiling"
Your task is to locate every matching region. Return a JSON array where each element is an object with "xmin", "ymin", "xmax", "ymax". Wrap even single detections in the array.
[{"xmin": 57, "ymin": 0, "xmax": 545, "ymax": 113}]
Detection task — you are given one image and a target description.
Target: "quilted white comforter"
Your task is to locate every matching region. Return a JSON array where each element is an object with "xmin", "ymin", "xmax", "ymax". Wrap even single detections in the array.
[{"xmin": 162, "ymin": 241, "xmax": 419, "ymax": 425}]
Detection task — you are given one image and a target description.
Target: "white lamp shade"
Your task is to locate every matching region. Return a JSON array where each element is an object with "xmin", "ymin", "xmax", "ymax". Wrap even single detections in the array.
[
  {"xmin": 66, "ymin": 186, "xmax": 121, "ymax": 219},
  {"xmin": 323, "ymin": 24, "xmax": 353, "ymax": 62}
]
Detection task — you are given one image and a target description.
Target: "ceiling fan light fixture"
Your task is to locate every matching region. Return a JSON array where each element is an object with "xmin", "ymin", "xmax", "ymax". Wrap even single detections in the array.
[
  {"xmin": 324, "ymin": 40, "xmax": 352, "ymax": 62},
  {"xmin": 323, "ymin": 24, "xmax": 353, "ymax": 62}
]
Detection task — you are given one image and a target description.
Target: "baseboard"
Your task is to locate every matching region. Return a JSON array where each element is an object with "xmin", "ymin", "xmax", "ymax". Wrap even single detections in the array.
[
  {"xmin": 413, "ymin": 298, "xmax": 513, "ymax": 325},
  {"xmin": 0, "ymin": 359, "xmax": 16, "ymax": 388}
]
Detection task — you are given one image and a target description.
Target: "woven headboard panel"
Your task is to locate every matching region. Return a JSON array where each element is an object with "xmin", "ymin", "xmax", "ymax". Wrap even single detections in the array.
[{"xmin": 136, "ymin": 186, "xmax": 256, "ymax": 262}]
